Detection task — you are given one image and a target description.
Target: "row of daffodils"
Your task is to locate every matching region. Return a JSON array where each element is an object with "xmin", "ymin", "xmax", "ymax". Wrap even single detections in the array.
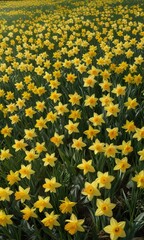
[{"xmin": 0, "ymin": 0, "xmax": 143, "ymax": 239}]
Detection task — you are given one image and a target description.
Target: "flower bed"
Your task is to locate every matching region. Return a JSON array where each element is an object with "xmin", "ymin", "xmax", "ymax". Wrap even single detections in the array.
[{"xmin": 0, "ymin": 0, "xmax": 144, "ymax": 239}]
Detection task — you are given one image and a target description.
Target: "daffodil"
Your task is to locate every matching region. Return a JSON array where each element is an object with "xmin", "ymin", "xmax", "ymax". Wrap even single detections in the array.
[
  {"xmin": 104, "ymin": 218, "xmax": 126, "ymax": 240},
  {"xmin": 0, "ymin": 148, "xmax": 12, "ymax": 161},
  {"xmin": 84, "ymin": 125, "xmax": 100, "ymax": 140},
  {"xmin": 34, "ymin": 196, "xmax": 52, "ymax": 212},
  {"xmin": 50, "ymin": 133, "xmax": 64, "ymax": 147},
  {"xmin": 114, "ymin": 157, "xmax": 131, "ymax": 172},
  {"xmin": 106, "ymin": 127, "xmax": 119, "ymax": 140},
  {"xmin": 68, "ymin": 92, "xmax": 82, "ymax": 105},
  {"xmin": 0, "ymin": 187, "xmax": 13, "ymax": 201},
  {"xmin": 133, "ymin": 127, "xmax": 144, "ymax": 141},
  {"xmin": 82, "ymin": 180, "xmax": 100, "ymax": 200},
  {"xmin": 72, "ymin": 137, "xmax": 86, "ymax": 150},
  {"xmin": 42, "ymin": 153, "xmax": 57, "ymax": 167},
  {"xmin": 43, "ymin": 177, "xmax": 61, "ymax": 193},
  {"xmin": 21, "ymin": 206, "xmax": 37, "ymax": 220},
  {"xmin": 104, "ymin": 143, "xmax": 118, "ymax": 158},
  {"xmin": 12, "ymin": 139, "xmax": 28, "ymax": 152},
  {"xmin": 89, "ymin": 113, "xmax": 105, "ymax": 126},
  {"xmin": 65, "ymin": 214, "xmax": 85, "ymax": 235},
  {"xmin": 59, "ymin": 197, "xmax": 76, "ymax": 214},
  {"xmin": 19, "ymin": 164, "xmax": 35, "ymax": 179},
  {"xmin": 138, "ymin": 149, "xmax": 144, "ymax": 161},
  {"xmin": 95, "ymin": 198, "xmax": 116, "ymax": 217},
  {"xmin": 77, "ymin": 159, "xmax": 95, "ymax": 175},
  {"xmin": 0, "ymin": 210, "xmax": 13, "ymax": 226},
  {"xmin": 96, "ymin": 172, "xmax": 115, "ymax": 189},
  {"xmin": 15, "ymin": 186, "xmax": 30, "ymax": 203},
  {"xmin": 65, "ymin": 120, "xmax": 79, "ymax": 134},
  {"xmin": 1, "ymin": 125, "xmax": 12, "ymax": 137},
  {"xmin": 41, "ymin": 211, "xmax": 60, "ymax": 229},
  {"xmin": 118, "ymin": 140, "xmax": 133, "ymax": 155},
  {"xmin": 7, "ymin": 170, "xmax": 20, "ymax": 186},
  {"xmin": 89, "ymin": 139, "xmax": 104, "ymax": 154},
  {"xmin": 132, "ymin": 170, "xmax": 144, "ymax": 188},
  {"xmin": 84, "ymin": 94, "xmax": 98, "ymax": 108}
]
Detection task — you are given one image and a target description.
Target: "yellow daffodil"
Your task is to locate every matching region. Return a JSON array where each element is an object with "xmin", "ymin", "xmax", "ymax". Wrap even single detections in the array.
[
  {"xmin": 50, "ymin": 133, "xmax": 64, "ymax": 147},
  {"xmin": 59, "ymin": 197, "xmax": 76, "ymax": 214},
  {"xmin": 104, "ymin": 143, "xmax": 118, "ymax": 158},
  {"xmin": 89, "ymin": 139, "xmax": 104, "ymax": 154},
  {"xmin": 34, "ymin": 196, "xmax": 52, "ymax": 212},
  {"xmin": 106, "ymin": 127, "xmax": 119, "ymax": 140},
  {"xmin": 138, "ymin": 149, "xmax": 144, "ymax": 161},
  {"xmin": 1, "ymin": 125, "xmax": 12, "ymax": 137},
  {"xmin": 96, "ymin": 172, "xmax": 115, "ymax": 189},
  {"xmin": 72, "ymin": 137, "xmax": 86, "ymax": 150},
  {"xmin": 43, "ymin": 177, "xmax": 61, "ymax": 193},
  {"xmin": 132, "ymin": 170, "xmax": 144, "ymax": 188},
  {"xmin": 77, "ymin": 159, "xmax": 95, "ymax": 175},
  {"xmin": 133, "ymin": 127, "xmax": 144, "ymax": 141},
  {"xmin": 65, "ymin": 214, "xmax": 85, "ymax": 235},
  {"xmin": 15, "ymin": 186, "xmax": 30, "ymax": 203},
  {"xmin": 114, "ymin": 157, "xmax": 131, "ymax": 172},
  {"xmin": 95, "ymin": 198, "xmax": 116, "ymax": 217},
  {"xmin": 21, "ymin": 206, "xmax": 37, "ymax": 220},
  {"xmin": 19, "ymin": 164, "xmax": 35, "ymax": 179},
  {"xmin": 65, "ymin": 120, "xmax": 79, "ymax": 134},
  {"xmin": 0, "ymin": 187, "xmax": 13, "ymax": 201},
  {"xmin": 0, "ymin": 148, "xmax": 12, "ymax": 161},
  {"xmin": 68, "ymin": 92, "xmax": 82, "ymax": 105},
  {"xmin": 12, "ymin": 139, "xmax": 28, "ymax": 152},
  {"xmin": 41, "ymin": 211, "xmax": 60, "ymax": 229},
  {"xmin": 104, "ymin": 218, "xmax": 126, "ymax": 240},
  {"xmin": 7, "ymin": 170, "xmax": 20, "ymax": 186},
  {"xmin": 89, "ymin": 113, "xmax": 105, "ymax": 126},
  {"xmin": 118, "ymin": 140, "xmax": 133, "ymax": 155},
  {"xmin": 0, "ymin": 211, "xmax": 13, "ymax": 226},
  {"xmin": 82, "ymin": 180, "xmax": 100, "ymax": 200},
  {"xmin": 42, "ymin": 153, "xmax": 57, "ymax": 167}
]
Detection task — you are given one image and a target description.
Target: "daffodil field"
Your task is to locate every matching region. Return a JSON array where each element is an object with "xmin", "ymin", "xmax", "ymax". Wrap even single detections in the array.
[{"xmin": 0, "ymin": 0, "xmax": 144, "ymax": 239}]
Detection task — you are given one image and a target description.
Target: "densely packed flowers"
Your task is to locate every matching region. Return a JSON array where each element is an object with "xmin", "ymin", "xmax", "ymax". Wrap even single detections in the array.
[{"xmin": 0, "ymin": 0, "xmax": 144, "ymax": 239}]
